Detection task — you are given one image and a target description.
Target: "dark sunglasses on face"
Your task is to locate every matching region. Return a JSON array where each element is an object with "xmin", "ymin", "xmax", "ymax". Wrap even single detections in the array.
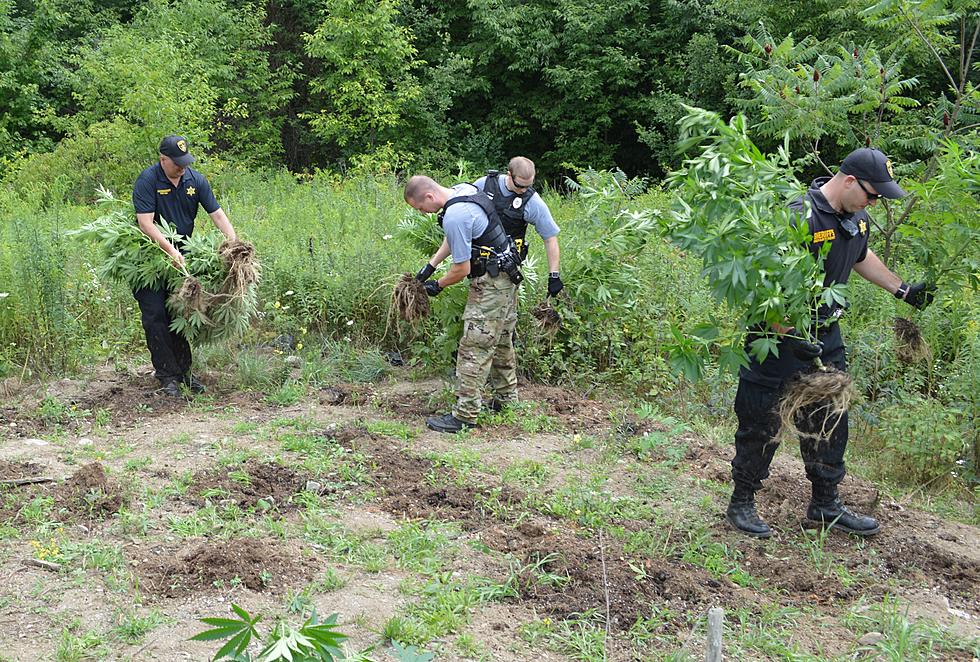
[
  {"xmin": 855, "ymin": 178, "xmax": 881, "ymax": 201},
  {"xmin": 509, "ymin": 172, "xmax": 531, "ymax": 190}
]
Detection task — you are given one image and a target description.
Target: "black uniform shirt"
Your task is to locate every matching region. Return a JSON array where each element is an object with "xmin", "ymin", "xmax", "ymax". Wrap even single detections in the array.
[
  {"xmin": 740, "ymin": 177, "xmax": 870, "ymax": 388},
  {"xmin": 132, "ymin": 163, "xmax": 220, "ymax": 238}
]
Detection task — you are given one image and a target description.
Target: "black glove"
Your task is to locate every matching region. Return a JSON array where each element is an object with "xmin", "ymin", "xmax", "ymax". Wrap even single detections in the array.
[
  {"xmin": 424, "ymin": 280, "xmax": 443, "ymax": 297},
  {"xmin": 905, "ymin": 282, "xmax": 935, "ymax": 310},
  {"xmin": 789, "ymin": 338, "xmax": 823, "ymax": 361},
  {"xmin": 416, "ymin": 263, "xmax": 436, "ymax": 282},
  {"xmin": 547, "ymin": 273, "xmax": 564, "ymax": 297}
]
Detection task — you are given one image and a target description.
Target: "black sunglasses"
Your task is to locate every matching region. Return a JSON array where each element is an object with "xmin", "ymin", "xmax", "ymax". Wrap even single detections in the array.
[{"xmin": 855, "ymin": 179, "xmax": 881, "ymax": 201}]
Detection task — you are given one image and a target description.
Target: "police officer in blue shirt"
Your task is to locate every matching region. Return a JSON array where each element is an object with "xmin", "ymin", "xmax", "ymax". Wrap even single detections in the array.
[
  {"xmin": 416, "ymin": 156, "xmax": 563, "ymax": 299},
  {"xmin": 132, "ymin": 135, "xmax": 238, "ymax": 397}
]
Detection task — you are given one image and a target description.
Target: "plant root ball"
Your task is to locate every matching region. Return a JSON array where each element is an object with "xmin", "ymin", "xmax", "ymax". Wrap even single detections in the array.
[
  {"xmin": 531, "ymin": 301, "xmax": 562, "ymax": 334},
  {"xmin": 777, "ymin": 367, "xmax": 857, "ymax": 444},
  {"xmin": 393, "ymin": 273, "xmax": 430, "ymax": 323},
  {"xmin": 893, "ymin": 317, "xmax": 930, "ymax": 363},
  {"xmin": 218, "ymin": 239, "xmax": 261, "ymax": 296},
  {"xmin": 169, "ymin": 276, "xmax": 215, "ymax": 321}
]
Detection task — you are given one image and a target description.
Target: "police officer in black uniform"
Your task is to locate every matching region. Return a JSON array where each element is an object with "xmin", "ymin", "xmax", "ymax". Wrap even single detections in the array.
[
  {"xmin": 132, "ymin": 135, "xmax": 238, "ymax": 396},
  {"xmin": 727, "ymin": 148, "xmax": 936, "ymax": 539}
]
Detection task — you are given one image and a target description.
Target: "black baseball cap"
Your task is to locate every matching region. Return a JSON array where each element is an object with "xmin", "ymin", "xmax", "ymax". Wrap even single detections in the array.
[
  {"xmin": 159, "ymin": 135, "xmax": 195, "ymax": 167},
  {"xmin": 839, "ymin": 148, "xmax": 905, "ymax": 199}
]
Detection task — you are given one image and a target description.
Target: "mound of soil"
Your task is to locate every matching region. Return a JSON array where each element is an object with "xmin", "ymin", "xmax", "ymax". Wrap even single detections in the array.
[
  {"xmin": 54, "ymin": 463, "xmax": 124, "ymax": 519},
  {"xmin": 135, "ymin": 539, "xmax": 316, "ymax": 597},
  {"xmin": 188, "ymin": 460, "xmax": 307, "ymax": 510},
  {"xmin": 0, "ymin": 460, "xmax": 44, "ymax": 481}
]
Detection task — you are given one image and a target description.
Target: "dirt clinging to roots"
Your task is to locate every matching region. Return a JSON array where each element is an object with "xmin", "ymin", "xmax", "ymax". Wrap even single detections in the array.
[
  {"xmin": 393, "ymin": 273, "xmax": 431, "ymax": 323},
  {"xmin": 777, "ymin": 367, "xmax": 856, "ymax": 443},
  {"xmin": 893, "ymin": 317, "xmax": 930, "ymax": 363},
  {"xmin": 531, "ymin": 301, "xmax": 561, "ymax": 334}
]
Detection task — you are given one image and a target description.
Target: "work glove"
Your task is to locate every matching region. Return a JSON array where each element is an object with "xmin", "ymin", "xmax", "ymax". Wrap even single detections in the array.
[
  {"xmin": 547, "ymin": 273, "xmax": 564, "ymax": 297},
  {"xmin": 905, "ymin": 282, "xmax": 935, "ymax": 310},
  {"xmin": 416, "ymin": 263, "xmax": 436, "ymax": 282},
  {"xmin": 788, "ymin": 338, "xmax": 824, "ymax": 362},
  {"xmin": 424, "ymin": 280, "xmax": 443, "ymax": 297}
]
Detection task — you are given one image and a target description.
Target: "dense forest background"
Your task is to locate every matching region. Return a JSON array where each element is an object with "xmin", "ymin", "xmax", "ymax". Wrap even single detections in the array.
[{"xmin": 2, "ymin": 0, "xmax": 967, "ymax": 188}]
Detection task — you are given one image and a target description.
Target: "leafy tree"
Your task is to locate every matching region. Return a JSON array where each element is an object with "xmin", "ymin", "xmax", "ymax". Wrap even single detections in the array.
[{"xmin": 302, "ymin": 0, "xmax": 423, "ymax": 166}]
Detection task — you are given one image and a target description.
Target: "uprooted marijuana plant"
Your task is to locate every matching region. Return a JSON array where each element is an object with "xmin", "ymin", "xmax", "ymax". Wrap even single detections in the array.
[
  {"xmin": 67, "ymin": 188, "xmax": 260, "ymax": 345},
  {"xmin": 663, "ymin": 105, "xmax": 846, "ymax": 381}
]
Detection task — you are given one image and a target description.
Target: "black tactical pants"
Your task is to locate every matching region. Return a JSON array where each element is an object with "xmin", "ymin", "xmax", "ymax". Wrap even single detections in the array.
[
  {"xmin": 731, "ymin": 348, "xmax": 848, "ymax": 493},
  {"xmin": 134, "ymin": 286, "xmax": 191, "ymax": 384}
]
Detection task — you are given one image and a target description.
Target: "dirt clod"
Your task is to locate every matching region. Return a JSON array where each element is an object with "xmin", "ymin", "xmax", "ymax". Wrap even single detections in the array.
[
  {"xmin": 54, "ymin": 463, "xmax": 124, "ymax": 519},
  {"xmin": 531, "ymin": 301, "xmax": 561, "ymax": 334}
]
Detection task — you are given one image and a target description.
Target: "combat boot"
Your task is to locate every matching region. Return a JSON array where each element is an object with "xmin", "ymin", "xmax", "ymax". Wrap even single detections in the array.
[
  {"xmin": 425, "ymin": 413, "xmax": 477, "ymax": 434},
  {"xmin": 806, "ymin": 485, "xmax": 880, "ymax": 536},
  {"xmin": 726, "ymin": 486, "xmax": 771, "ymax": 539}
]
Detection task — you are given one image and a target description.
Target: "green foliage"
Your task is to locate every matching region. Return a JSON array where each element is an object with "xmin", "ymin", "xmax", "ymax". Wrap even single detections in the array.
[
  {"xmin": 191, "ymin": 603, "xmax": 347, "ymax": 661},
  {"xmin": 67, "ymin": 190, "xmax": 258, "ymax": 345},
  {"xmin": 302, "ymin": 0, "xmax": 422, "ymax": 164},
  {"xmin": 664, "ymin": 106, "xmax": 842, "ymax": 379}
]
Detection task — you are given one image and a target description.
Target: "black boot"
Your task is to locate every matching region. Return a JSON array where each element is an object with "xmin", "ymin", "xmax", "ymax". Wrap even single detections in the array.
[
  {"xmin": 425, "ymin": 413, "xmax": 476, "ymax": 433},
  {"xmin": 806, "ymin": 485, "xmax": 880, "ymax": 536},
  {"xmin": 726, "ymin": 487, "xmax": 771, "ymax": 538},
  {"xmin": 183, "ymin": 373, "xmax": 206, "ymax": 394},
  {"xmin": 159, "ymin": 379, "xmax": 182, "ymax": 397}
]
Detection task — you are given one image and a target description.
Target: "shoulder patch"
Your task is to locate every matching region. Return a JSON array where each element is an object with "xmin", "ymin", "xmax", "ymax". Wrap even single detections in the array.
[
  {"xmin": 156, "ymin": 188, "xmax": 171, "ymax": 195},
  {"xmin": 813, "ymin": 229, "xmax": 836, "ymax": 243}
]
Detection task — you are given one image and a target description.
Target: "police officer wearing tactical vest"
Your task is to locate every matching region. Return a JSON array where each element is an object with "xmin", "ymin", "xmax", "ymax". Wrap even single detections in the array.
[
  {"xmin": 416, "ymin": 157, "xmax": 563, "ymax": 302},
  {"xmin": 405, "ymin": 175, "xmax": 525, "ymax": 433},
  {"xmin": 727, "ymin": 148, "xmax": 936, "ymax": 539},
  {"xmin": 132, "ymin": 135, "xmax": 238, "ymax": 397}
]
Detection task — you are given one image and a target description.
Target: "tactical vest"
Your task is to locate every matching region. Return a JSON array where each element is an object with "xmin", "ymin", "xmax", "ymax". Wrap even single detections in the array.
[
  {"xmin": 484, "ymin": 170, "xmax": 535, "ymax": 258},
  {"xmin": 438, "ymin": 191, "xmax": 523, "ymax": 282}
]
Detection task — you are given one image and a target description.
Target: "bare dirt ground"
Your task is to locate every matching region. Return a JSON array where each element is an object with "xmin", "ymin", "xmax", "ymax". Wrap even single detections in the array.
[{"xmin": 0, "ymin": 365, "xmax": 977, "ymax": 661}]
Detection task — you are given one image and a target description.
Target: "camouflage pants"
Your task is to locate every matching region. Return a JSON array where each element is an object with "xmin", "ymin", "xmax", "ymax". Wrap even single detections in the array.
[{"xmin": 453, "ymin": 273, "xmax": 519, "ymax": 423}]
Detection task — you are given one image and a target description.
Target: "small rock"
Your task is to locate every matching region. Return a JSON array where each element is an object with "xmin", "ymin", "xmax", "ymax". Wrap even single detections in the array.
[
  {"xmin": 285, "ymin": 355, "xmax": 303, "ymax": 368},
  {"xmin": 23, "ymin": 438, "xmax": 48, "ymax": 446},
  {"xmin": 77, "ymin": 437, "xmax": 94, "ymax": 447},
  {"xmin": 857, "ymin": 632, "xmax": 884, "ymax": 646},
  {"xmin": 305, "ymin": 480, "xmax": 323, "ymax": 493}
]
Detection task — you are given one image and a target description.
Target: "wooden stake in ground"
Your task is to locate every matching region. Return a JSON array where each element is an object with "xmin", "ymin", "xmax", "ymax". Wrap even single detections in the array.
[{"xmin": 706, "ymin": 607, "xmax": 723, "ymax": 662}]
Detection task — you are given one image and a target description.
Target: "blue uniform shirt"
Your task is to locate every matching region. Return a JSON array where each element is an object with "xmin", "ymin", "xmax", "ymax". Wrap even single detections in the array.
[
  {"xmin": 132, "ymin": 163, "xmax": 220, "ymax": 238},
  {"xmin": 442, "ymin": 184, "xmax": 490, "ymax": 264},
  {"xmin": 473, "ymin": 174, "xmax": 560, "ymax": 240}
]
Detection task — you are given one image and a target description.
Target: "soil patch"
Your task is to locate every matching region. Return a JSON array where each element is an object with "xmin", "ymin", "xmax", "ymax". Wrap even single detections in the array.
[
  {"xmin": 0, "ymin": 460, "xmax": 44, "ymax": 481},
  {"xmin": 188, "ymin": 460, "xmax": 308, "ymax": 510},
  {"xmin": 345, "ymin": 428, "xmax": 738, "ymax": 630},
  {"xmin": 135, "ymin": 538, "xmax": 316, "ymax": 597},
  {"xmin": 53, "ymin": 462, "xmax": 125, "ymax": 520}
]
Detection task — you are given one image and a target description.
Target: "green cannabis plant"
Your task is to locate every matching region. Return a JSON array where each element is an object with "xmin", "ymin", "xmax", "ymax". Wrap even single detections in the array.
[{"xmin": 67, "ymin": 188, "xmax": 260, "ymax": 345}]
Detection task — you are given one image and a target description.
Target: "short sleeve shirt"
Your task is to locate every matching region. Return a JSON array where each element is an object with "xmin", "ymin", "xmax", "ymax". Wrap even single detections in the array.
[
  {"xmin": 473, "ymin": 174, "xmax": 560, "ymax": 239},
  {"xmin": 740, "ymin": 177, "xmax": 871, "ymax": 388},
  {"xmin": 132, "ymin": 163, "xmax": 220, "ymax": 238},
  {"xmin": 442, "ymin": 184, "xmax": 490, "ymax": 264}
]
